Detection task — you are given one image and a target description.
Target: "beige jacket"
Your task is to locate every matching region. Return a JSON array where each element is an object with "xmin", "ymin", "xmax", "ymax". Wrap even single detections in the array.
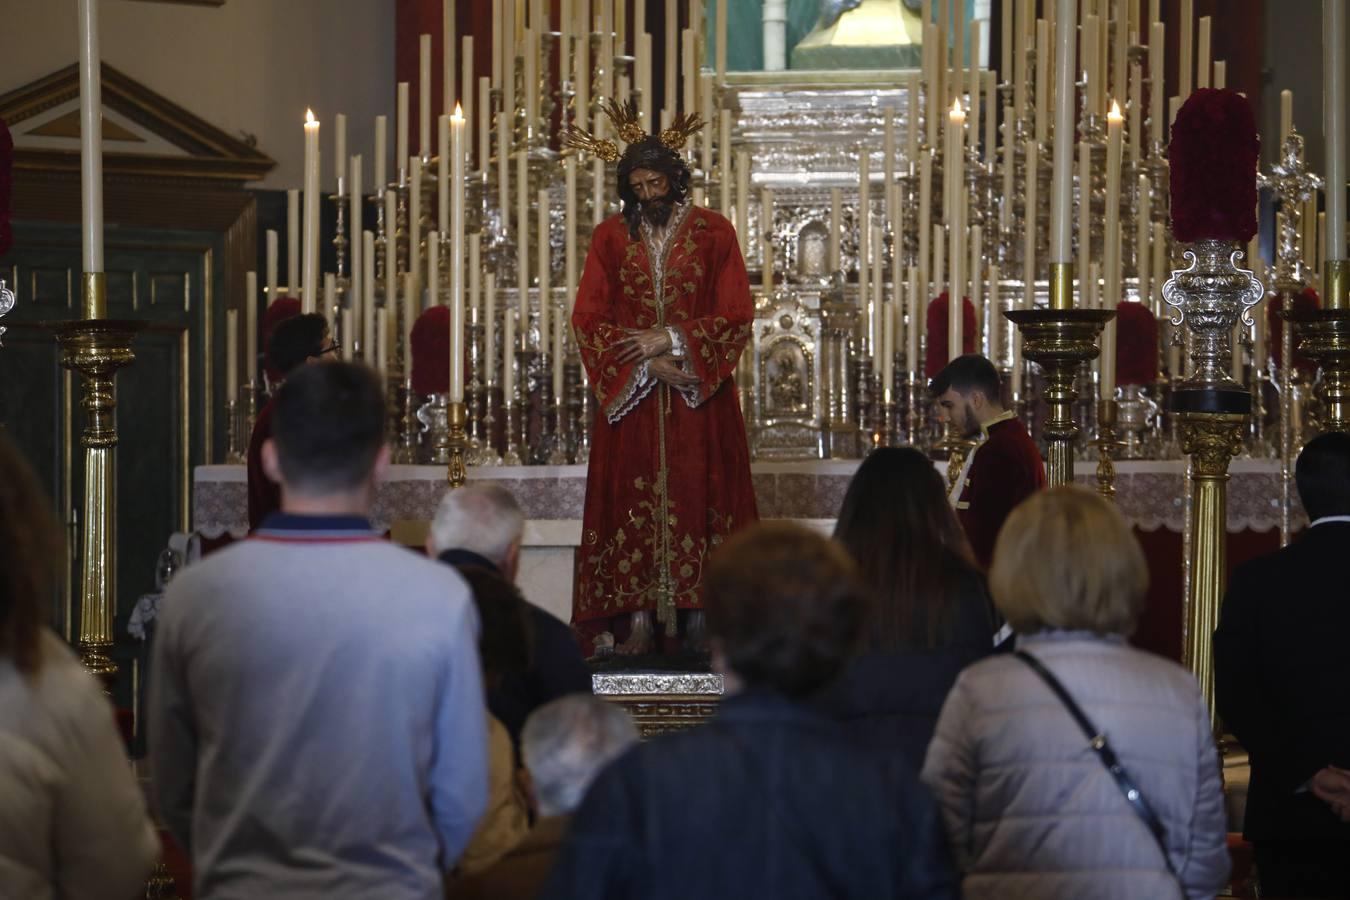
[
  {"xmin": 921, "ymin": 632, "xmax": 1231, "ymax": 900},
  {"xmin": 455, "ymin": 714, "xmax": 529, "ymax": 875},
  {"xmin": 0, "ymin": 630, "xmax": 160, "ymax": 899}
]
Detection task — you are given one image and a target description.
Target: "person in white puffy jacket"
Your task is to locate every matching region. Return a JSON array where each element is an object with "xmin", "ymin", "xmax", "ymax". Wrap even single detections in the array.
[
  {"xmin": 0, "ymin": 433, "xmax": 160, "ymax": 899},
  {"xmin": 922, "ymin": 486, "xmax": 1231, "ymax": 900}
]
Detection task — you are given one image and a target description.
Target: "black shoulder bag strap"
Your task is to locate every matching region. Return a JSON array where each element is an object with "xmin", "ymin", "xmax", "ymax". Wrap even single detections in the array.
[{"xmin": 1012, "ymin": 650, "xmax": 1182, "ymax": 883}]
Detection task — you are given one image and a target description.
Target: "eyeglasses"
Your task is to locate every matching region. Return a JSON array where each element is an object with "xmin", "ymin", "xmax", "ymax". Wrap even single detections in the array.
[{"xmin": 316, "ymin": 341, "xmax": 340, "ymax": 357}]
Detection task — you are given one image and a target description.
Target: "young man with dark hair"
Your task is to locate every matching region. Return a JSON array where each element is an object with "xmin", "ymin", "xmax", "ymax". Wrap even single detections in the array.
[
  {"xmin": 930, "ymin": 354, "xmax": 1045, "ymax": 567},
  {"xmin": 543, "ymin": 522, "xmax": 957, "ymax": 899},
  {"xmin": 246, "ymin": 312, "xmax": 336, "ymax": 531},
  {"xmin": 1215, "ymin": 431, "xmax": 1350, "ymax": 898},
  {"xmin": 150, "ymin": 362, "xmax": 489, "ymax": 899}
]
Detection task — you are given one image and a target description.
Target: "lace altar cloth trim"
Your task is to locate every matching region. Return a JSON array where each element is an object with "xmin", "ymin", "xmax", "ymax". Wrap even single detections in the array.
[{"xmin": 193, "ymin": 461, "xmax": 1303, "ymax": 538}]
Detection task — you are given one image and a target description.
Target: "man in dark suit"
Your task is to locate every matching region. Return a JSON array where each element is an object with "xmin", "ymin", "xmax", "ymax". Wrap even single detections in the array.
[
  {"xmin": 428, "ymin": 484, "xmax": 592, "ymax": 746},
  {"xmin": 1215, "ymin": 431, "xmax": 1350, "ymax": 898}
]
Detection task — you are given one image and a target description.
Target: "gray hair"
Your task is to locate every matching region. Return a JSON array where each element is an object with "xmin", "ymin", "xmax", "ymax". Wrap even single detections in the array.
[
  {"xmin": 428, "ymin": 483, "xmax": 525, "ymax": 564},
  {"xmin": 521, "ymin": 695, "xmax": 639, "ymax": 817}
]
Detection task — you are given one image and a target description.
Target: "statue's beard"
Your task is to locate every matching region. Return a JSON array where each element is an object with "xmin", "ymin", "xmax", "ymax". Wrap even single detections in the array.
[{"xmin": 639, "ymin": 195, "xmax": 676, "ymax": 228}]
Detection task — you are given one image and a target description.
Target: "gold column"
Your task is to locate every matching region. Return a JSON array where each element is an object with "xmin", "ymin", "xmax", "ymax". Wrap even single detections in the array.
[
  {"xmin": 53, "ymin": 273, "xmax": 139, "ymax": 679},
  {"xmin": 1005, "ymin": 264, "xmax": 1115, "ymax": 487},
  {"xmin": 1178, "ymin": 411, "xmax": 1245, "ymax": 725}
]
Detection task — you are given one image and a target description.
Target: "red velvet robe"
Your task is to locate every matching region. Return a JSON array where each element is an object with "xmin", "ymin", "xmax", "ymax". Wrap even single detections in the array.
[
  {"xmin": 572, "ymin": 203, "xmax": 759, "ymax": 635},
  {"xmin": 949, "ymin": 411, "xmax": 1046, "ymax": 568}
]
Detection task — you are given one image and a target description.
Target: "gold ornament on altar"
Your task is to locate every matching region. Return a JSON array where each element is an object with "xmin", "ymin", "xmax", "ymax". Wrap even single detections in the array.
[{"xmin": 560, "ymin": 98, "xmax": 706, "ymax": 162}]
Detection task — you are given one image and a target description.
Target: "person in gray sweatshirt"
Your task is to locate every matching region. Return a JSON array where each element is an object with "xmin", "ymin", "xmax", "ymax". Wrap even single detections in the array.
[{"xmin": 150, "ymin": 361, "xmax": 489, "ymax": 900}]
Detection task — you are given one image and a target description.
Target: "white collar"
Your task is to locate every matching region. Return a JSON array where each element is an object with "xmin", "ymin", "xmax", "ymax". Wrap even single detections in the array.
[{"xmin": 1310, "ymin": 515, "xmax": 1350, "ymax": 528}]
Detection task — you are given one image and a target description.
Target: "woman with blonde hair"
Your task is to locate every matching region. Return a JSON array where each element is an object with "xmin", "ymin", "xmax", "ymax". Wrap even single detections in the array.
[{"xmin": 921, "ymin": 486, "xmax": 1230, "ymax": 899}]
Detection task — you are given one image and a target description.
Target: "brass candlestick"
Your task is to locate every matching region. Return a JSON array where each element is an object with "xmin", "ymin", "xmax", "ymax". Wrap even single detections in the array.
[
  {"xmin": 446, "ymin": 400, "xmax": 469, "ymax": 486},
  {"xmin": 1094, "ymin": 398, "xmax": 1123, "ymax": 499},
  {"xmin": 52, "ymin": 273, "xmax": 140, "ymax": 680},
  {"xmin": 1005, "ymin": 263, "xmax": 1114, "ymax": 487},
  {"xmin": 1288, "ymin": 259, "xmax": 1350, "ymax": 433}
]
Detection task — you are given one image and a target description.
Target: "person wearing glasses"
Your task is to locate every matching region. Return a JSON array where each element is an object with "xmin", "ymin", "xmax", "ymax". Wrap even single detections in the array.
[{"xmin": 246, "ymin": 312, "xmax": 336, "ymax": 531}]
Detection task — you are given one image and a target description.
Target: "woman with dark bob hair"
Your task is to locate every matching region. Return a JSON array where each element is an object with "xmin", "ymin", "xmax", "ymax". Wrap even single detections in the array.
[
  {"xmin": 543, "ymin": 523, "xmax": 957, "ymax": 898},
  {"xmin": 818, "ymin": 446, "xmax": 998, "ymax": 768},
  {"xmin": 0, "ymin": 432, "xmax": 160, "ymax": 895},
  {"xmin": 921, "ymin": 487, "xmax": 1230, "ymax": 899}
]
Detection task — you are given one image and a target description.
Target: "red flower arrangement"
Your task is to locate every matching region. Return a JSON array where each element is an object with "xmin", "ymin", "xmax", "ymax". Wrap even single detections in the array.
[
  {"xmin": 410, "ymin": 304, "xmax": 451, "ymax": 395},
  {"xmin": 261, "ymin": 296, "xmax": 302, "ymax": 384},
  {"xmin": 0, "ymin": 116, "xmax": 13, "ymax": 257},
  {"xmin": 1266, "ymin": 287, "xmax": 1321, "ymax": 374},
  {"xmin": 924, "ymin": 292, "xmax": 978, "ymax": 379},
  {"xmin": 1113, "ymin": 300, "xmax": 1160, "ymax": 385},
  {"xmin": 1168, "ymin": 89, "xmax": 1259, "ymax": 244}
]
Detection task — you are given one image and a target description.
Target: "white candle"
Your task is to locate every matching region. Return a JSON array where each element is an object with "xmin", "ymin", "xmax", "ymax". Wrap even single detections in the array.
[
  {"xmin": 947, "ymin": 99, "xmax": 966, "ymax": 363},
  {"xmin": 469, "ymin": 234, "xmax": 481, "ymax": 315},
  {"xmin": 462, "ymin": 36, "xmax": 474, "ymax": 160},
  {"xmin": 1327, "ymin": 0, "xmax": 1347, "ymax": 266},
  {"xmin": 384, "ymin": 187, "xmax": 397, "ymax": 336},
  {"xmin": 565, "ymin": 157, "xmax": 578, "ymax": 307},
  {"xmin": 341, "ymin": 306, "xmax": 354, "ymax": 362},
  {"xmin": 918, "ymin": 151, "xmax": 932, "ymax": 316},
  {"xmin": 1034, "ymin": 17, "xmax": 1049, "ymax": 144},
  {"xmin": 664, "ymin": 0, "xmax": 677, "ymax": 115},
  {"xmin": 377, "ymin": 305, "xmax": 390, "ymax": 377},
  {"xmin": 503, "ymin": 0, "xmax": 516, "ymax": 126},
  {"xmin": 325, "ymin": 271, "xmax": 338, "ymax": 323},
  {"xmin": 444, "ymin": 0, "xmax": 457, "ymax": 112},
  {"xmin": 485, "ymin": 272, "xmax": 498, "ymax": 386},
  {"xmin": 1196, "ymin": 15, "xmax": 1211, "ymax": 90},
  {"xmin": 350, "ymin": 153, "xmax": 363, "ymax": 348},
  {"xmin": 882, "ymin": 271, "xmax": 895, "ymax": 398},
  {"xmin": 1013, "ymin": 0, "xmax": 1029, "ymax": 127},
  {"xmin": 932, "ymin": 224, "xmax": 945, "ymax": 314},
  {"xmin": 287, "ymin": 189, "xmax": 300, "ymax": 292},
  {"xmin": 883, "ymin": 107, "xmax": 897, "ymax": 232},
  {"xmin": 517, "ymin": 150, "xmax": 530, "ymax": 323},
  {"xmin": 736, "ymin": 150, "xmax": 750, "ymax": 257},
  {"xmin": 410, "ymin": 156, "xmax": 423, "ymax": 297},
  {"xmin": 538, "ymin": 187, "xmax": 551, "ymax": 354},
  {"xmin": 1001, "ymin": 106, "xmax": 1014, "ymax": 233},
  {"xmin": 907, "ymin": 73, "xmax": 920, "ymax": 163},
  {"xmin": 363, "ymin": 230, "xmax": 376, "ymax": 364},
  {"xmin": 420, "ymin": 34, "xmax": 432, "ymax": 157},
  {"xmin": 1179, "ymin": 0, "xmax": 1193, "ymax": 100},
  {"xmin": 969, "ymin": 224, "xmax": 983, "ymax": 343},
  {"xmin": 638, "ymin": 32, "xmax": 653, "ymax": 129},
  {"xmin": 77, "ymin": 0, "xmax": 103, "ymax": 278},
  {"xmin": 492, "ymin": 0, "xmax": 504, "ymax": 88},
  {"xmin": 335, "ymin": 113, "xmax": 347, "ymax": 195},
  {"xmin": 226, "ymin": 309, "xmax": 238, "ymax": 402},
  {"xmin": 397, "ymin": 82, "xmax": 410, "ymax": 182},
  {"xmin": 1023, "ymin": 140, "xmax": 1039, "ymax": 310},
  {"xmin": 859, "ymin": 150, "xmax": 871, "ymax": 347},
  {"xmin": 1078, "ymin": 141, "xmax": 1091, "ymax": 303},
  {"xmin": 478, "ymin": 77, "xmax": 490, "ymax": 172},
  {"xmin": 524, "ymin": 28, "xmax": 538, "ymax": 137},
  {"xmin": 245, "ymin": 271, "xmax": 258, "ymax": 383},
  {"xmin": 1128, "ymin": 48, "xmax": 1142, "ymax": 162},
  {"xmin": 375, "ymin": 114, "xmax": 388, "ymax": 191},
  {"xmin": 302, "ymin": 109, "xmax": 320, "ymax": 314},
  {"xmin": 700, "ymin": 74, "xmax": 715, "ymax": 177},
  {"xmin": 1213, "ymin": 60, "xmax": 1226, "ymax": 90},
  {"xmin": 829, "ymin": 188, "xmax": 842, "ymax": 272},
  {"xmin": 1136, "ymin": 172, "xmax": 1152, "ymax": 304},
  {"xmin": 1280, "ymin": 88, "xmax": 1293, "ymax": 145},
  {"xmin": 968, "ymin": 20, "xmax": 982, "ymax": 155},
  {"xmin": 503, "ymin": 308, "xmax": 516, "ymax": 397},
  {"xmin": 719, "ymin": 108, "xmax": 733, "ymax": 213},
  {"xmin": 438, "ymin": 115, "xmax": 450, "ymax": 230},
  {"xmin": 1105, "ymin": 102, "xmax": 1124, "ymax": 311},
  {"xmin": 1147, "ymin": 24, "xmax": 1164, "ymax": 150},
  {"xmin": 872, "ymin": 224, "xmax": 884, "ymax": 368},
  {"xmin": 450, "ymin": 105, "xmax": 466, "ymax": 403},
  {"xmin": 906, "ymin": 266, "xmax": 921, "ymax": 375},
  {"xmin": 427, "ymin": 231, "xmax": 440, "ymax": 312},
  {"xmin": 265, "ymin": 230, "xmax": 278, "ymax": 304},
  {"xmin": 925, "ymin": 24, "xmax": 941, "ymax": 148},
  {"xmin": 1048, "ymin": 0, "xmax": 1076, "ymax": 266},
  {"xmin": 1101, "ymin": 280, "xmax": 1117, "ymax": 394},
  {"xmin": 498, "ymin": 110, "xmax": 511, "ymax": 221}
]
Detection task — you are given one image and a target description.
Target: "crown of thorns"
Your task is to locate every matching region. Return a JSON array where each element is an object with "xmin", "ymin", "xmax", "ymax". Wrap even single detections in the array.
[{"xmin": 560, "ymin": 98, "xmax": 705, "ymax": 162}]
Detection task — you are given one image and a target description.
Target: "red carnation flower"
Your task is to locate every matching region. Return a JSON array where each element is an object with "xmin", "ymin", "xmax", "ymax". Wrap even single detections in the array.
[
  {"xmin": 410, "ymin": 305, "xmax": 451, "ymax": 395},
  {"xmin": 1267, "ymin": 287, "xmax": 1321, "ymax": 374},
  {"xmin": 1114, "ymin": 300, "xmax": 1160, "ymax": 386},
  {"xmin": 1169, "ymin": 89, "xmax": 1259, "ymax": 244},
  {"xmin": 924, "ymin": 292, "xmax": 978, "ymax": 379}
]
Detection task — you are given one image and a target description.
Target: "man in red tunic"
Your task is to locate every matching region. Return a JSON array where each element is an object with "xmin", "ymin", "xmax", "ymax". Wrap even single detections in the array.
[
  {"xmin": 567, "ymin": 102, "xmax": 758, "ymax": 655},
  {"xmin": 930, "ymin": 354, "xmax": 1045, "ymax": 568}
]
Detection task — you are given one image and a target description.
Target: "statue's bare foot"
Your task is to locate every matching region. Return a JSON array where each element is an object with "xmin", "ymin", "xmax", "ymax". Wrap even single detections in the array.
[{"xmin": 616, "ymin": 611, "xmax": 654, "ymax": 655}]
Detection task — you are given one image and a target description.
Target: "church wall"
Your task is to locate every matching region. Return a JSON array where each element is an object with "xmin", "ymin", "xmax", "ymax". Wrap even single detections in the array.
[{"xmin": 0, "ymin": 0, "xmax": 395, "ymax": 191}]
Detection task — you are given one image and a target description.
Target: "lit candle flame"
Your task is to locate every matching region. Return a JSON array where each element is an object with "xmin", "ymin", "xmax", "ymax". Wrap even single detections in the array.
[
  {"xmin": 1108, "ymin": 99, "xmax": 1123, "ymax": 122},
  {"xmin": 305, "ymin": 108, "xmax": 317, "ymax": 126},
  {"xmin": 452, "ymin": 102, "xmax": 464, "ymax": 122},
  {"xmin": 949, "ymin": 98, "xmax": 965, "ymax": 121}
]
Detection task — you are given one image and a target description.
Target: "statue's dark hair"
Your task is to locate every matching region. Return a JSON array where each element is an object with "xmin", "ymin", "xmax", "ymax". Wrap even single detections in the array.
[{"xmin": 616, "ymin": 137, "xmax": 692, "ymax": 239}]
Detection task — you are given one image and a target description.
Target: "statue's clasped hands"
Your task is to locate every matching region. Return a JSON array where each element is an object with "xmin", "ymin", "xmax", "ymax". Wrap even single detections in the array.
[{"xmin": 615, "ymin": 327, "xmax": 699, "ymax": 388}]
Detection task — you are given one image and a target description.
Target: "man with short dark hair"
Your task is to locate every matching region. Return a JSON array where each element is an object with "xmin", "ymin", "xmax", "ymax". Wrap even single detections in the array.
[
  {"xmin": 246, "ymin": 311, "xmax": 336, "ymax": 531},
  {"xmin": 930, "ymin": 354, "xmax": 1045, "ymax": 567},
  {"xmin": 151, "ymin": 362, "xmax": 489, "ymax": 899},
  {"xmin": 543, "ymin": 522, "xmax": 958, "ymax": 899},
  {"xmin": 428, "ymin": 485, "xmax": 591, "ymax": 746},
  {"xmin": 1215, "ymin": 431, "xmax": 1350, "ymax": 898}
]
